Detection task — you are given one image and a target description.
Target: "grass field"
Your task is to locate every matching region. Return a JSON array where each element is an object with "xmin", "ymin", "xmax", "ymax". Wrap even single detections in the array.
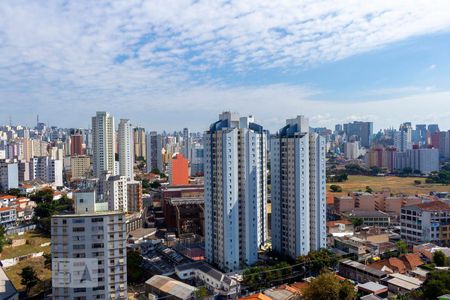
[
  {"xmin": 327, "ymin": 175, "xmax": 450, "ymax": 196},
  {"xmin": 1, "ymin": 231, "xmax": 51, "ymax": 259},
  {"xmin": 4, "ymin": 256, "xmax": 52, "ymax": 296}
]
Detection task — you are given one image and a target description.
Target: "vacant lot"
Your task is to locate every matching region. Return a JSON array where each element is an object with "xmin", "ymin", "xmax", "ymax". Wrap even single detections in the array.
[
  {"xmin": 1, "ymin": 231, "xmax": 51, "ymax": 259},
  {"xmin": 4, "ymin": 256, "xmax": 51, "ymax": 297},
  {"xmin": 327, "ymin": 175, "xmax": 450, "ymax": 195}
]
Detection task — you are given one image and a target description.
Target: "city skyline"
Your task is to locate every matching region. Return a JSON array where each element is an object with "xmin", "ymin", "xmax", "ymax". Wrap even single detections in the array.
[{"xmin": 1, "ymin": 1, "xmax": 450, "ymax": 131}]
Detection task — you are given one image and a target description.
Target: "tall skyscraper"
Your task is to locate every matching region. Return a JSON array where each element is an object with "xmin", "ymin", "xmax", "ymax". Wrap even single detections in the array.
[
  {"xmin": 343, "ymin": 121, "xmax": 373, "ymax": 148},
  {"xmin": 118, "ymin": 119, "xmax": 134, "ymax": 181},
  {"xmin": 182, "ymin": 127, "xmax": 190, "ymax": 161},
  {"xmin": 204, "ymin": 112, "xmax": 268, "ymax": 271},
  {"xmin": 92, "ymin": 112, "xmax": 115, "ymax": 178},
  {"xmin": 146, "ymin": 131, "xmax": 163, "ymax": 173},
  {"xmin": 51, "ymin": 191, "xmax": 127, "ymax": 299},
  {"xmin": 133, "ymin": 127, "xmax": 146, "ymax": 160},
  {"xmin": 270, "ymin": 116, "xmax": 326, "ymax": 259},
  {"xmin": 70, "ymin": 133, "xmax": 84, "ymax": 156},
  {"xmin": 395, "ymin": 122, "xmax": 413, "ymax": 152}
]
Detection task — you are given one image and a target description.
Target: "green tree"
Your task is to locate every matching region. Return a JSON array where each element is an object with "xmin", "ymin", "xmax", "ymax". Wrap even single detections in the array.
[
  {"xmin": 422, "ymin": 270, "xmax": 450, "ymax": 300},
  {"xmin": 19, "ymin": 266, "xmax": 39, "ymax": 296},
  {"xmin": 414, "ymin": 180, "xmax": 422, "ymax": 185},
  {"xmin": 127, "ymin": 250, "xmax": 144, "ymax": 283},
  {"xmin": 195, "ymin": 286, "xmax": 208, "ymax": 300},
  {"xmin": 433, "ymin": 250, "xmax": 448, "ymax": 267},
  {"xmin": 396, "ymin": 240, "xmax": 408, "ymax": 254},
  {"xmin": 302, "ymin": 270, "xmax": 344, "ymax": 300},
  {"xmin": 0, "ymin": 225, "xmax": 7, "ymax": 252},
  {"xmin": 339, "ymin": 280, "xmax": 357, "ymax": 300},
  {"xmin": 150, "ymin": 181, "xmax": 161, "ymax": 189},
  {"xmin": 350, "ymin": 217, "xmax": 363, "ymax": 228},
  {"xmin": 365, "ymin": 186, "xmax": 373, "ymax": 193},
  {"xmin": 43, "ymin": 253, "xmax": 52, "ymax": 270},
  {"xmin": 7, "ymin": 188, "xmax": 22, "ymax": 196},
  {"xmin": 29, "ymin": 188, "xmax": 54, "ymax": 203},
  {"xmin": 151, "ymin": 168, "xmax": 161, "ymax": 174},
  {"xmin": 330, "ymin": 185, "xmax": 343, "ymax": 192}
]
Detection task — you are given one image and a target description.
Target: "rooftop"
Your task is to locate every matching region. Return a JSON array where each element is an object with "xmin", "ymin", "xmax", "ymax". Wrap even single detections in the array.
[
  {"xmin": 350, "ymin": 210, "xmax": 389, "ymax": 218},
  {"xmin": 408, "ymin": 201, "xmax": 450, "ymax": 212},
  {"xmin": 0, "ymin": 266, "xmax": 18, "ymax": 299},
  {"xmin": 340, "ymin": 260, "xmax": 387, "ymax": 277},
  {"xmin": 146, "ymin": 275, "xmax": 197, "ymax": 299},
  {"xmin": 357, "ymin": 281, "xmax": 388, "ymax": 293}
]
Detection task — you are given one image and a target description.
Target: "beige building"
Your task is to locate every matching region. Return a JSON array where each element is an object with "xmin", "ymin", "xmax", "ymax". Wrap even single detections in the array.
[{"xmin": 71, "ymin": 155, "xmax": 91, "ymax": 179}]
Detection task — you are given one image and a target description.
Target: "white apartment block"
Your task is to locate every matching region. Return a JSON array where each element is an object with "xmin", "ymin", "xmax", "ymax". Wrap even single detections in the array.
[
  {"xmin": 104, "ymin": 175, "xmax": 128, "ymax": 212},
  {"xmin": 401, "ymin": 201, "xmax": 450, "ymax": 246},
  {"xmin": 0, "ymin": 159, "xmax": 19, "ymax": 192},
  {"xmin": 92, "ymin": 112, "xmax": 116, "ymax": 178},
  {"xmin": 30, "ymin": 156, "xmax": 63, "ymax": 187},
  {"xmin": 270, "ymin": 116, "xmax": 327, "ymax": 259},
  {"xmin": 204, "ymin": 112, "xmax": 268, "ymax": 272},
  {"xmin": 395, "ymin": 148, "xmax": 439, "ymax": 174},
  {"xmin": 51, "ymin": 211, "xmax": 127, "ymax": 299},
  {"xmin": 118, "ymin": 119, "xmax": 134, "ymax": 181}
]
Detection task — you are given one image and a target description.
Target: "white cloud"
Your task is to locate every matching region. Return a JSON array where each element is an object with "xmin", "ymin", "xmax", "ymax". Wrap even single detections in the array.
[{"xmin": 1, "ymin": 0, "xmax": 450, "ymax": 129}]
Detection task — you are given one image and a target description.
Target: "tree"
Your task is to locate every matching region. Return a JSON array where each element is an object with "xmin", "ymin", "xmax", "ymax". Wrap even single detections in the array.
[
  {"xmin": 339, "ymin": 280, "xmax": 357, "ymax": 300},
  {"xmin": 422, "ymin": 270, "xmax": 450, "ymax": 300},
  {"xmin": 7, "ymin": 188, "xmax": 22, "ymax": 196},
  {"xmin": 0, "ymin": 225, "xmax": 7, "ymax": 252},
  {"xmin": 19, "ymin": 266, "xmax": 39, "ymax": 296},
  {"xmin": 433, "ymin": 250, "xmax": 448, "ymax": 267},
  {"xmin": 414, "ymin": 180, "xmax": 422, "ymax": 185},
  {"xmin": 127, "ymin": 250, "xmax": 144, "ymax": 283},
  {"xmin": 396, "ymin": 240, "xmax": 408, "ymax": 254},
  {"xmin": 195, "ymin": 286, "xmax": 208, "ymax": 300},
  {"xmin": 330, "ymin": 185, "xmax": 343, "ymax": 192},
  {"xmin": 302, "ymin": 270, "xmax": 356, "ymax": 300},
  {"xmin": 150, "ymin": 181, "xmax": 161, "ymax": 189},
  {"xmin": 43, "ymin": 253, "xmax": 52, "ymax": 270},
  {"xmin": 350, "ymin": 217, "xmax": 363, "ymax": 228},
  {"xmin": 151, "ymin": 168, "xmax": 161, "ymax": 175},
  {"xmin": 29, "ymin": 188, "xmax": 54, "ymax": 203},
  {"xmin": 365, "ymin": 186, "xmax": 373, "ymax": 193}
]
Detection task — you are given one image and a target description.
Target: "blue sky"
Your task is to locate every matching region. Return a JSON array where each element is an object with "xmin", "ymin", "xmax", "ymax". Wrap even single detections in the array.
[{"xmin": 1, "ymin": 0, "xmax": 450, "ymax": 132}]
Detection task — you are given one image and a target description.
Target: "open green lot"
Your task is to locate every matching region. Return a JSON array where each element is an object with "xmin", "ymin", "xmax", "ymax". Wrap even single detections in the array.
[
  {"xmin": 327, "ymin": 175, "xmax": 450, "ymax": 195},
  {"xmin": 1, "ymin": 231, "xmax": 51, "ymax": 259},
  {"xmin": 4, "ymin": 256, "xmax": 52, "ymax": 296}
]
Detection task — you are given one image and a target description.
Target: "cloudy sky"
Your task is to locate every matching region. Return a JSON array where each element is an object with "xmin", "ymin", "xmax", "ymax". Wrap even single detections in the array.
[{"xmin": 1, "ymin": 0, "xmax": 450, "ymax": 132}]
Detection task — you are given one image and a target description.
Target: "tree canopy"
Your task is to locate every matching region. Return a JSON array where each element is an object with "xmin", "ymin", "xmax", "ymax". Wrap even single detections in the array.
[
  {"xmin": 422, "ymin": 270, "xmax": 450, "ymax": 300},
  {"xmin": 302, "ymin": 270, "xmax": 356, "ymax": 300}
]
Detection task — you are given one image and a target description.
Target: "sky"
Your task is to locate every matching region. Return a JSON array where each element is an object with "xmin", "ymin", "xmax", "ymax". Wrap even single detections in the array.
[{"xmin": 1, "ymin": 0, "xmax": 450, "ymax": 132}]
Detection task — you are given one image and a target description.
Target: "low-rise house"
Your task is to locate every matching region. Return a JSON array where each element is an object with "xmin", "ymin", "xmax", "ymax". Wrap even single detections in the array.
[
  {"xmin": 327, "ymin": 220, "xmax": 354, "ymax": 237},
  {"xmin": 382, "ymin": 273, "xmax": 423, "ymax": 295},
  {"xmin": 175, "ymin": 261, "xmax": 240, "ymax": 298},
  {"xmin": 339, "ymin": 259, "xmax": 388, "ymax": 283},
  {"xmin": 368, "ymin": 253, "xmax": 424, "ymax": 275},
  {"xmin": 357, "ymin": 282, "xmax": 388, "ymax": 299},
  {"xmin": 145, "ymin": 275, "xmax": 197, "ymax": 300},
  {"xmin": 0, "ymin": 207, "xmax": 16, "ymax": 227}
]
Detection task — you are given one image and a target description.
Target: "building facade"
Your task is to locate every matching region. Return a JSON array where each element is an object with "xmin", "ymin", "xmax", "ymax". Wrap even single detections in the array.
[
  {"xmin": 92, "ymin": 111, "xmax": 115, "ymax": 178},
  {"xmin": 51, "ymin": 211, "xmax": 127, "ymax": 299},
  {"xmin": 270, "ymin": 116, "xmax": 326, "ymax": 259},
  {"xmin": 401, "ymin": 201, "xmax": 450, "ymax": 246},
  {"xmin": 146, "ymin": 131, "xmax": 163, "ymax": 173},
  {"xmin": 118, "ymin": 119, "xmax": 134, "ymax": 181},
  {"xmin": 204, "ymin": 112, "xmax": 268, "ymax": 271}
]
